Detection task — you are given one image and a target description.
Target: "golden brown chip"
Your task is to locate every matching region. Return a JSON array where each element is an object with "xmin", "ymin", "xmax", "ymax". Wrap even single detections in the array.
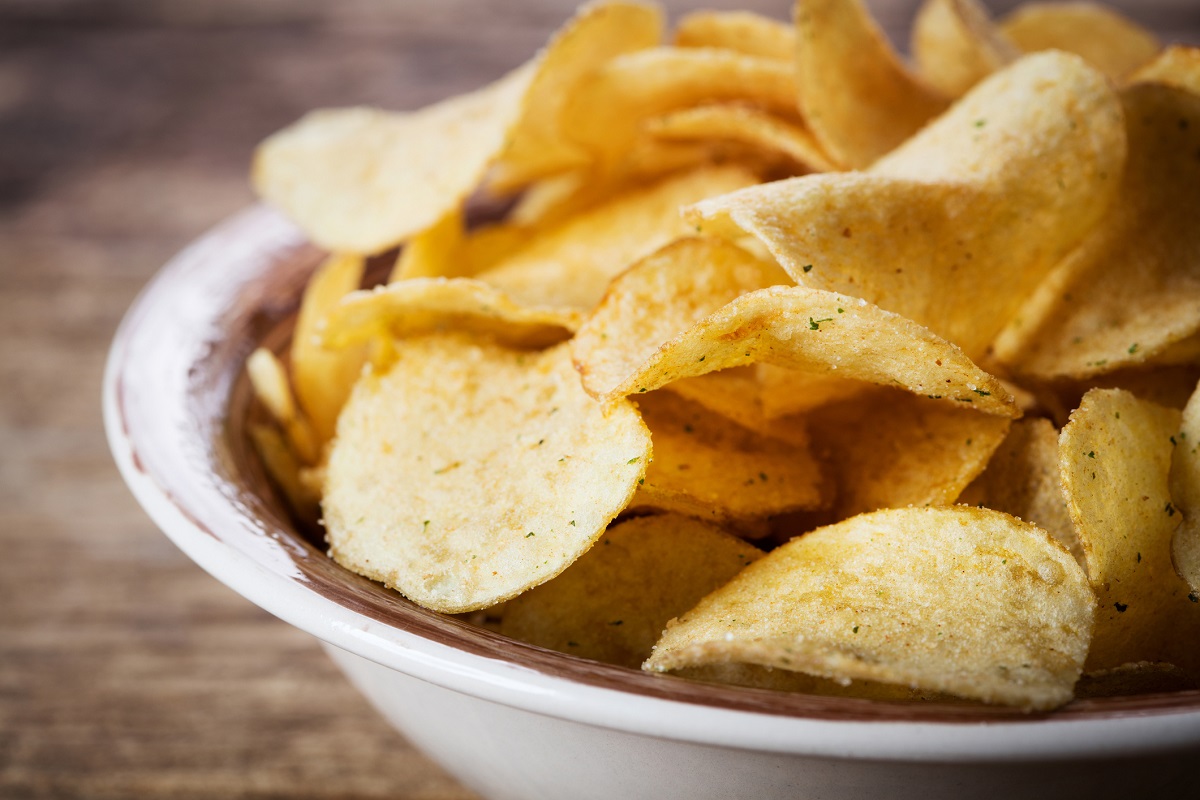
[
  {"xmin": 478, "ymin": 166, "xmax": 759, "ymax": 312},
  {"xmin": 323, "ymin": 336, "xmax": 651, "ymax": 613},
  {"xmin": 1129, "ymin": 45, "xmax": 1200, "ymax": 95},
  {"xmin": 911, "ymin": 0, "xmax": 1017, "ymax": 97},
  {"xmin": 645, "ymin": 105, "xmax": 835, "ymax": 174},
  {"xmin": 1059, "ymin": 388, "xmax": 1200, "ymax": 673},
  {"xmin": 794, "ymin": 0, "xmax": 949, "ymax": 168},
  {"xmin": 1001, "ymin": 2, "xmax": 1160, "ymax": 80},
  {"xmin": 1170, "ymin": 381, "xmax": 1200, "ymax": 592},
  {"xmin": 500, "ymin": 513, "xmax": 762, "ymax": 668},
  {"xmin": 673, "ymin": 10, "xmax": 795, "ymax": 62},
  {"xmin": 645, "ymin": 506, "xmax": 1094, "ymax": 710},
  {"xmin": 245, "ymin": 347, "xmax": 318, "ymax": 465},
  {"xmin": 806, "ymin": 387, "xmax": 1011, "ymax": 518},
  {"xmin": 630, "ymin": 391, "xmax": 827, "ymax": 527},
  {"xmin": 993, "ymin": 84, "xmax": 1200, "ymax": 381},
  {"xmin": 389, "ymin": 211, "xmax": 464, "ymax": 282},
  {"xmin": 690, "ymin": 51, "xmax": 1125, "ymax": 360},
  {"xmin": 755, "ymin": 364, "xmax": 870, "ymax": 420},
  {"xmin": 248, "ymin": 423, "xmax": 320, "ymax": 522}
]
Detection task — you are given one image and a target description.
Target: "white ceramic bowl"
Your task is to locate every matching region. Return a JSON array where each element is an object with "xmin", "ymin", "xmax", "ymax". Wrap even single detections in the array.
[{"xmin": 105, "ymin": 206, "xmax": 1200, "ymax": 800}]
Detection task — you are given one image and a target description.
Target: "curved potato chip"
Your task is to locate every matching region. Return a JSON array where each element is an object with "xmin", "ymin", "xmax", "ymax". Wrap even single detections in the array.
[
  {"xmin": 578, "ymin": 283, "xmax": 1018, "ymax": 418},
  {"xmin": 1001, "ymin": 2, "xmax": 1160, "ymax": 80},
  {"xmin": 673, "ymin": 10, "xmax": 795, "ymax": 62},
  {"xmin": 320, "ymin": 278, "xmax": 578, "ymax": 354},
  {"xmin": 794, "ymin": 0, "xmax": 949, "ymax": 168},
  {"xmin": 245, "ymin": 347, "xmax": 318, "ymax": 465},
  {"xmin": 1170, "ymin": 381, "xmax": 1200, "ymax": 592},
  {"xmin": 690, "ymin": 52, "xmax": 1125, "ymax": 360},
  {"xmin": 645, "ymin": 506, "xmax": 1094, "ymax": 711},
  {"xmin": 993, "ymin": 84, "xmax": 1200, "ymax": 380},
  {"xmin": 912, "ymin": 0, "xmax": 1017, "ymax": 97},
  {"xmin": 630, "ymin": 391, "xmax": 827, "ymax": 526},
  {"xmin": 560, "ymin": 46, "xmax": 800, "ymax": 167},
  {"xmin": 248, "ymin": 423, "xmax": 319, "ymax": 522},
  {"xmin": 1129, "ymin": 45, "xmax": 1200, "ymax": 94},
  {"xmin": 645, "ymin": 105, "xmax": 835, "ymax": 173},
  {"xmin": 389, "ymin": 211, "xmax": 464, "ymax": 282},
  {"xmin": 756, "ymin": 364, "xmax": 869, "ymax": 420},
  {"xmin": 1059, "ymin": 388, "xmax": 1200, "ymax": 673},
  {"xmin": 323, "ymin": 336, "xmax": 651, "ymax": 613},
  {"xmin": 500, "ymin": 513, "xmax": 762, "ymax": 668},
  {"xmin": 478, "ymin": 166, "xmax": 759, "ymax": 312}
]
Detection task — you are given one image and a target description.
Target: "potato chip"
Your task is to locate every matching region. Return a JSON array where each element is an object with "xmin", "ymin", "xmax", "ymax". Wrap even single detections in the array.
[
  {"xmin": 1170, "ymin": 380, "xmax": 1200, "ymax": 592},
  {"xmin": 560, "ymin": 46, "xmax": 800, "ymax": 168},
  {"xmin": 805, "ymin": 387, "xmax": 1011, "ymax": 518},
  {"xmin": 1001, "ymin": 2, "xmax": 1160, "ymax": 80},
  {"xmin": 959, "ymin": 417, "xmax": 1081, "ymax": 564},
  {"xmin": 755, "ymin": 364, "xmax": 869, "ymax": 420},
  {"xmin": 389, "ymin": 211, "xmax": 464, "ymax": 282},
  {"xmin": 673, "ymin": 10, "xmax": 795, "ymax": 62},
  {"xmin": 500, "ymin": 513, "xmax": 762, "ymax": 668},
  {"xmin": 645, "ymin": 105, "xmax": 835, "ymax": 174},
  {"xmin": 248, "ymin": 423, "xmax": 320, "ymax": 522},
  {"xmin": 1129, "ymin": 45, "xmax": 1200, "ymax": 95},
  {"xmin": 488, "ymin": 1, "xmax": 664, "ymax": 191},
  {"xmin": 794, "ymin": 0, "xmax": 949, "ymax": 169},
  {"xmin": 645, "ymin": 506, "xmax": 1094, "ymax": 710},
  {"xmin": 320, "ymin": 278, "xmax": 578, "ymax": 356},
  {"xmin": 245, "ymin": 347, "xmax": 318, "ymax": 465},
  {"xmin": 690, "ymin": 51, "xmax": 1125, "ymax": 360},
  {"xmin": 1059, "ymin": 388, "xmax": 1200, "ymax": 673},
  {"xmin": 630, "ymin": 391, "xmax": 827, "ymax": 527},
  {"xmin": 323, "ymin": 336, "xmax": 651, "ymax": 613},
  {"xmin": 992, "ymin": 84, "xmax": 1200, "ymax": 381},
  {"xmin": 577, "ymin": 283, "xmax": 1019, "ymax": 419},
  {"xmin": 911, "ymin": 0, "xmax": 1017, "ymax": 97},
  {"xmin": 478, "ymin": 166, "xmax": 759, "ymax": 312}
]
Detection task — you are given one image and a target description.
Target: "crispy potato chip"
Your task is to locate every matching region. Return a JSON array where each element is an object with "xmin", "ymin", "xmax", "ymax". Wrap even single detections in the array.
[
  {"xmin": 1059, "ymin": 388, "xmax": 1200, "ymax": 673},
  {"xmin": 248, "ymin": 423, "xmax": 320, "ymax": 522},
  {"xmin": 389, "ymin": 211, "xmax": 464, "ymax": 282},
  {"xmin": 912, "ymin": 0, "xmax": 1018, "ymax": 97},
  {"xmin": 755, "ymin": 364, "xmax": 870, "ymax": 420},
  {"xmin": 577, "ymin": 283, "xmax": 1019, "ymax": 418},
  {"xmin": 794, "ymin": 0, "xmax": 949, "ymax": 168},
  {"xmin": 673, "ymin": 10, "xmax": 795, "ymax": 62},
  {"xmin": 630, "ymin": 391, "xmax": 827, "ymax": 527},
  {"xmin": 645, "ymin": 506, "xmax": 1094, "ymax": 710},
  {"xmin": 1170, "ymin": 381, "xmax": 1200, "ymax": 592},
  {"xmin": 246, "ymin": 347, "xmax": 318, "ymax": 465},
  {"xmin": 560, "ymin": 46, "xmax": 800, "ymax": 167},
  {"xmin": 478, "ymin": 166, "xmax": 759, "ymax": 312},
  {"xmin": 500, "ymin": 513, "xmax": 762, "ymax": 668},
  {"xmin": 645, "ymin": 105, "xmax": 835, "ymax": 174},
  {"xmin": 1001, "ymin": 2, "xmax": 1160, "ymax": 80},
  {"xmin": 959, "ymin": 417, "xmax": 1081, "ymax": 564},
  {"xmin": 291, "ymin": 253, "xmax": 367, "ymax": 446},
  {"xmin": 323, "ymin": 336, "xmax": 651, "ymax": 613},
  {"xmin": 806, "ymin": 387, "xmax": 1011, "ymax": 518},
  {"xmin": 254, "ymin": 63, "xmax": 533, "ymax": 254},
  {"xmin": 320, "ymin": 278, "xmax": 578, "ymax": 357},
  {"xmin": 993, "ymin": 84, "xmax": 1200, "ymax": 381},
  {"xmin": 488, "ymin": 1, "xmax": 664, "ymax": 191},
  {"xmin": 690, "ymin": 52, "xmax": 1125, "ymax": 360},
  {"xmin": 1129, "ymin": 45, "xmax": 1200, "ymax": 94}
]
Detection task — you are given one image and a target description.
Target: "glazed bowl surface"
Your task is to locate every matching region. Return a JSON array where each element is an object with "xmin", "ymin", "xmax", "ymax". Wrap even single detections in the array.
[{"xmin": 104, "ymin": 205, "xmax": 1200, "ymax": 800}]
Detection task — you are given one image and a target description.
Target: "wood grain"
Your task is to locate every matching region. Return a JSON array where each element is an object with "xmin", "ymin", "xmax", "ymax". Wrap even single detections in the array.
[{"xmin": 1, "ymin": 1, "xmax": 1197, "ymax": 798}]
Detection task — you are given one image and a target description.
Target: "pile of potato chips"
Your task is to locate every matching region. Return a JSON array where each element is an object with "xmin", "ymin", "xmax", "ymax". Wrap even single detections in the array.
[{"xmin": 245, "ymin": 0, "xmax": 1200, "ymax": 711}]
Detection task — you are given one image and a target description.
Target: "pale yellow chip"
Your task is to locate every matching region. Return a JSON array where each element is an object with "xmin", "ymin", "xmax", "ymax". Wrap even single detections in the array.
[
  {"xmin": 245, "ymin": 347, "xmax": 318, "ymax": 465},
  {"xmin": 1170, "ymin": 380, "xmax": 1200, "ymax": 593},
  {"xmin": 1059, "ymin": 388, "xmax": 1200, "ymax": 673},
  {"xmin": 805, "ymin": 387, "xmax": 1011, "ymax": 518},
  {"xmin": 630, "ymin": 391, "xmax": 827, "ymax": 527},
  {"xmin": 576, "ymin": 283, "xmax": 1019, "ymax": 419},
  {"xmin": 794, "ymin": 0, "xmax": 949, "ymax": 168},
  {"xmin": 673, "ymin": 10, "xmax": 795, "ymax": 62},
  {"xmin": 911, "ymin": 0, "xmax": 1018, "ymax": 97},
  {"xmin": 323, "ymin": 336, "xmax": 651, "ymax": 613},
  {"xmin": 645, "ymin": 506, "xmax": 1094, "ymax": 710},
  {"xmin": 560, "ymin": 46, "xmax": 800, "ymax": 168},
  {"xmin": 477, "ymin": 166, "xmax": 759, "ymax": 313},
  {"xmin": 389, "ymin": 211, "xmax": 464, "ymax": 282},
  {"xmin": 645, "ymin": 105, "xmax": 835, "ymax": 174},
  {"xmin": 1001, "ymin": 2, "xmax": 1160, "ymax": 80},
  {"xmin": 488, "ymin": 1, "xmax": 665, "ymax": 191},
  {"xmin": 959, "ymin": 417, "xmax": 1081, "ymax": 564},
  {"xmin": 321, "ymin": 278, "xmax": 578, "ymax": 355},
  {"xmin": 500, "ymin": 513, "xmax": 762, "ymax": 668},
  {"xmin": 1129, "ymin": 45, "xmax": 1200, "ymax": 95},
  {"xmin": 993, "ymin": 84, "xmax": 1200, "ymax": 381},
  {"xmin": 690, "ymin": 51, "xmax": 1125, "ymax": 360}
]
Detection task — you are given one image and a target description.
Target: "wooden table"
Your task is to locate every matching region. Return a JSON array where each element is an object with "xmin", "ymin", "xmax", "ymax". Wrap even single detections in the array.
[{"xmin": 2, "ymin": 1, "xmax": 1196, "ymax": 797}]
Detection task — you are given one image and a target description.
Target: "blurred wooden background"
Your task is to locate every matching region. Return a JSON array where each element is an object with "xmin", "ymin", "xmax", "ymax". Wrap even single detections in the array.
[{"xmin": 1, "ymin": 1, "xmax": 1197, "ymax": 798}]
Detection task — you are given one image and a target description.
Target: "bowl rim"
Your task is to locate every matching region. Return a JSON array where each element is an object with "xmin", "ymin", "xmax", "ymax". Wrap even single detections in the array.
[{"xmin": 105, "ymin": 204, "xmax": 1200, "ymax": 762}]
